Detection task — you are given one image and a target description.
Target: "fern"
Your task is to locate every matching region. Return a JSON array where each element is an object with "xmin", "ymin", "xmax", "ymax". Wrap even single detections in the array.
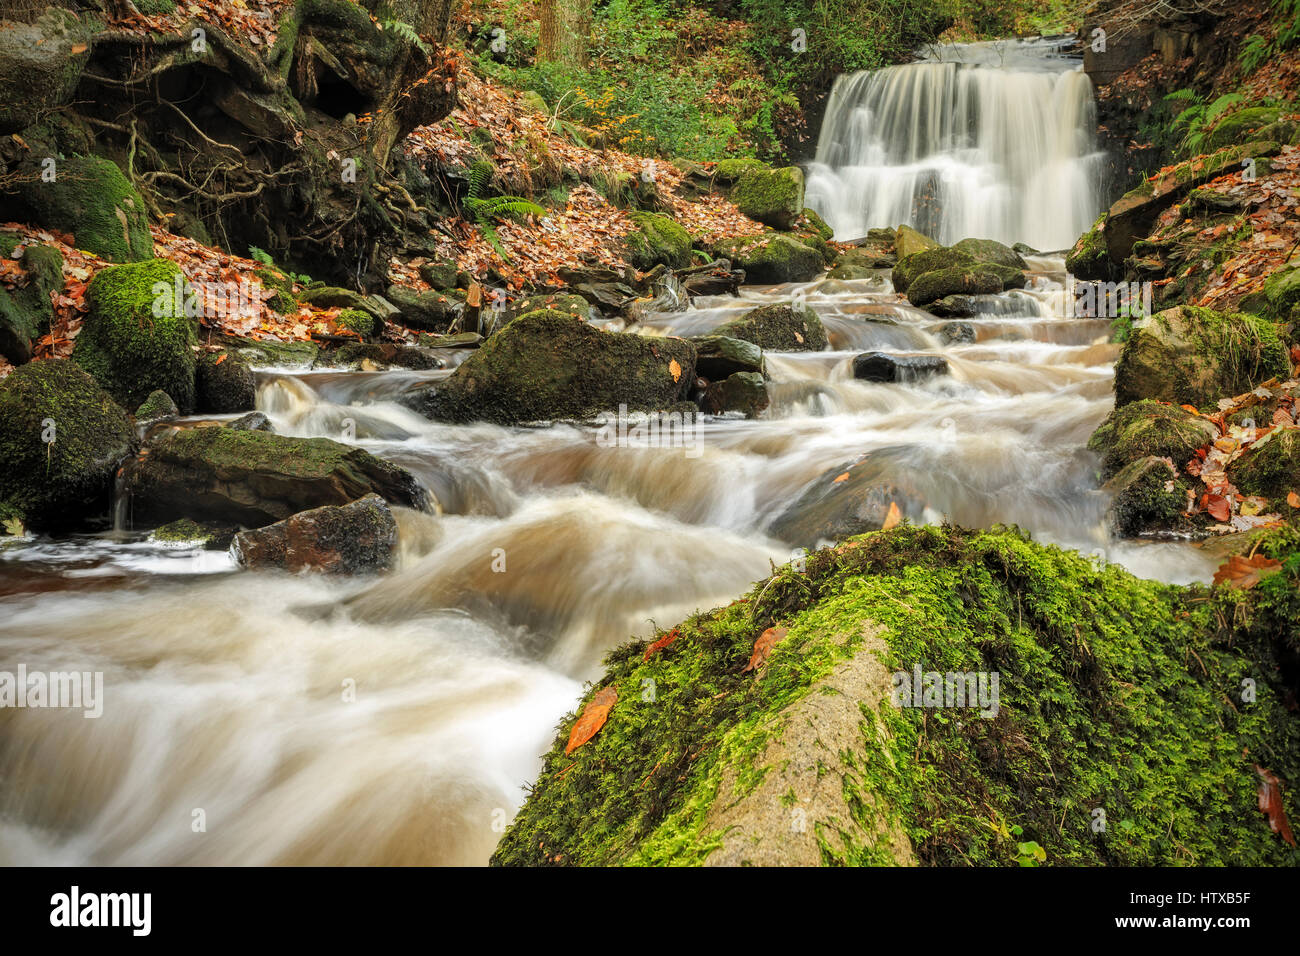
[
  {"xmin": 461, "ymin": 161, "xmax": 545, "ymax": 262},
  {"xmin": 383, "ymin": 18, "xmax": 429, "ymax": 56}
]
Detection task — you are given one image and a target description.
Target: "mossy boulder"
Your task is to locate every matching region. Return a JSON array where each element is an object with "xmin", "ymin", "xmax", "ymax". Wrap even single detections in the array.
[
  {"xmin": 516, "ymin": 292, "xmax": 592, "ymax": 321},
  {"xmin": 715, "ymin": 302, "xmax": 827, "ymax": 352},
  {"xmin": 906, "ymin": 267, "xmax": 1007, "ymax": 307},
  {"xmin": 711, "ymin": 234, "xmax": 823, "ymax": 284},
  {"xmin": 1103, "ymin": 456, "xmax": 1189, "ymax": 536},
  {"xmin": 892, "ymin": 248, "xmax": 978, "ymax": 293},
  {"xmin": 1065, "ymin": 214, "xmax": 1118, "ymax": 281},
  {"xmin": 336, "ymin": 308, "xmax": 375, "ymax": 337},
  {"xmin": 799, "ymin": 208, "xmax": 833, "ymax": 242},
  {"xmin": 196, "ymin": 352, "xmax": 256, "ymax": 414},
  {"xmin": 385, "ymin": 285, "xmax": 466, "ymax": 332},
  {"xmin": 894, "ymin": 224, "xmax": 940, "ymax": 260},
  {"xmin": 950, "ymin": 238, "xmax": 1027, "ymax": 271},
  {"xmin": 10, "ymin": 156, "xmax": 152, "ymax": 262},
  {"xmin": 0, "ymin": 359, "xmax": 133, "ymax": 531},
  {"xmin": 73, "ymin": 259, "xmax": 198, "ymax": 413},
  {"xmin": 1205, "ymin": 107, "xmax": 1284, "ymax": 151},
  {"xmin": 830, "ymin": 245, "xmax": 894, "ymax": 279},
  {"xmin": 713, "ymin": 158, "xmax": 765, "ymax": 184},
  {"xmin": 731, "ymin": 165, "xmax": 805, "ymax": 230},
  {"xmin": 0, "ymin": 7, "xmax": 93, "ymax": 136},
  {"xmin": 1241, "ymin": 264, "xmax": 1300, "ymax": 323},
  {"xmin": 331, "ymin": 342, "xmax": 440, "ymax": 370},
  {"xmin": 148, "ymin": 517, "xmax": 236, "ymax": 550},
  {"xmin": 692, "ymin": 335, "xmax": 764, "ymax": 380},
  {"xmin": 297, "ymin": 286, "xmax": 365, "ymax": 310},
  {"xmin": 417, "ymin": 259, "xmax": 460, "ymax": 290},
  {"xmin": 135, "ymin": 389, "xmax": 179, "ymax": 423},
  {"xmin": 1231, "ymin": 430, "xmax": 1300, "ymax": 503},
  {"xmin": 624, "ymin": 212, "xmax": 693, "ymax": 270},
  {"xmin": 221, "ymin": 335, "xmax": 319, "ymax": 368},
  {"xmin": 1113, "ymin": 306, "xmax": 1291, "ymax": 409},
  {"xmin": 492, "ymin": 525, "xmax": 1300, "ymax": 866},
  {"xmin": 701, "ymin": 371, "xmax": 768, "ymax": 417},
  {"xmin": 0, "ymin": 243, "xmax": 63, "ymax": 365},
  {"xmin": 1087, "ymin": 399, "xmax": 1218, "ymax": 480},
  {"xmin": 408, "ymin": 309, "xmax": 696, "ymax": 425},
  {"xmin": 119, "ymin": 426, "xmax": 426, "ymax": 528}
]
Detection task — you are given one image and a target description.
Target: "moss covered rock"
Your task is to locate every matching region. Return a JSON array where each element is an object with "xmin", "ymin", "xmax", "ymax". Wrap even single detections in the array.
[
  {"xmin": 0, "ymin": 243, "xmax": 63, "ymax": 365},
  {"xmin": 0, "ymin": 359, "xmax": 133, "ymax": 531},
  {"xmin": 1205, "ymin": 107, "xmax": 1283, "ymax": 151},
  {"xmin": 624, "ymin": 212, "xmax": 693, "ymax": 270},
  {"xmin": 491, "ymin": 525, "xmax": 1300, "ymax": 866},
  {"xmin": 119, "ymin": 425, "xmax": 426, "ymax": 527},
  {"xmin": 692, "ymin": 335, "xmax": 764, "ymax": 380},
  {"xmin": 906, "ymin": 267, "xmax": 1007, "ymax": 307},
  {"xmin": 1231, "ymin": 429, "xmax": 1300, "ymax": 503},
  {"xmin": 713, "ymin": 158, "xmax": 765, "ymax": 184},
  {"xmin": 73, "ymin": 259, "xmax": 198, "ymax": 413},
  {"xmin": 894, "ymin": 224, "xmax": 940, "ymax": 260},
  {"xmin": 715, "ymin": 302, "xmax": 827, "ymax": 352},
  {"xmin": 0, "ymin": 7, "xmax": 92, "ymax": 136},
  {"xmin": 731, "ymin": 165, "xmax": 805, "ymax": 230},
  {"xmin": 196, "ymin": 352, "xmax": 256, "ymax": 414},
  {"xmin": 409, "ymin": 309, "xmax": 696, "ymax": 424},
  {"xmin": 385, "ymin": 285, "xmax": 466, "ymax": 332},
  {"xmin": 331, "ymin": 342, "xmax": 440, "ymax": 370},
  {"xmin": 1087, "ymin": 399, "xmax": 1218, "ymax": 480},
  {"xmin": 950, "ymin": 238, "xmax": 1027, "ymax": 271},
  {"xmin": 701, "ymin": 371, "xmax": 768, "ymax": 417},
  {"xmin": 1103, "ymin": 455, "xmax": 1189, "ymax": 536},
  {"xmin": 1113, "ymin": 306, "xmax": 1290, "ymax": 409},
  {"xmin": 336, "ymin": 308, "xmax": 375, "ymax": 337},
  {"xmin": 1065, "ymin": 214, "xmax": 1118, "ymax": 281},
  {"xmin": 712, "ymin": 234, "xmax": 823, "ymax": 284},
  {"xmin": 11, "ymin": 156, "xmax": 152, "ymax": 262},
  {"xmin": 135, "ymin": 389, "xmax": 179, "ymax": 422},
  {"xmin": 892, "ymin": 247, "xmax": 978, "ymax": 293}
]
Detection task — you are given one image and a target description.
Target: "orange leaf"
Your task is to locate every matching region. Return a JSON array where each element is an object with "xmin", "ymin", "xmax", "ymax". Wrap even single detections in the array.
[
  {"xmin": 214, "ymin": 353, "xmax": 227, "ymax": 366},
  {"xmin": 832, "ymin": 472, "xmax": 849, "ymax": 483},
  {"xmin": 881, "ymin": 501, "xmax": 902, "ymax": 531},
  {"xmin": 1288, "ymin": 491, "xmax": 1300, "ymax": 509},
  {"xmin": 1256, "ymin": 765, "xmax": 1297, "ymax": 847},
  {"xmin": 1202, "ymin": 493, "xmax": 1231, "ymax": 522},
  {"xmin": 1213, "ymin": 553, "xmax": 1283, "ymax": 590},
  {"xmin": 741, "ymin": 626, "xmax": 788, "ymax": 673},
  {"xmin": 564, "ymin": 686, "xmax": 617, "ymax": 755},
  {"xmin": 669, "ymin": 358, "xmax": 681, "ymax": 382},
  {"xmin": 643, "ymin": 628, "xmax": 679, "ymax": 662}
]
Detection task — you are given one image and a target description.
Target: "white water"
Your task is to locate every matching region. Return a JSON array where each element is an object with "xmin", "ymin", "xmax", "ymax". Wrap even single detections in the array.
[
  {"xmin": 0, "ymin": 41, "xmax": 1204, "ymax": 866},
  {"xmin": 805, "ymin": 37, "xmax": 1107, "ymax": 248}
]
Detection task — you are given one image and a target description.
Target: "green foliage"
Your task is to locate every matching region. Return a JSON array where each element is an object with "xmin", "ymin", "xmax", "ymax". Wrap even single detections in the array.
[
  {"xmin": 462, "ymin": 162, "xmax": 545, "ymax": 262},
  {"xmin": 382, "ymin": 18, "xmax": 429, "ymax": 55},
  {"xmin": 1167, "ymin": 91, "xmax": 1246, "ymax": 157},
  {"xmin": 1238, "ymin": 0, "xmax": 1300, "ymax": 73}
]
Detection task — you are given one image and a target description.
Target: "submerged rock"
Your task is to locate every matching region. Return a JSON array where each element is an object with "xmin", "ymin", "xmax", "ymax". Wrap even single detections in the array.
[
  {"xmin": 148, "ymin": 517, "xmax": 237, "ymax": 551},
  {"xmin": 853, "ymin": 352, "xmax": 949, "ymax": 383},
  {"xmin": 0, "ymin": 359, "xmax": 134, "ymax": 531},
  {"xmin": 491, "ymin": 525, "xmax": 1300, "ymax": 867},
  {"xmin": 406, "ymin": 309, "xmax": 696, "ymax": 425},
  {"xmin": 767, "ymin": 452, "xmax": 923, "ymax": 548},
  {"xmin": 715, "ymin": 302, "xmax": 827, "ymax": 352},
  {"xmin": 701, "ymin": 371, "xmax": 768, "ymax": 418},
  {"xmin": 119, "ymin": 426, "xmax": 425, "ymax": 527},
  {"xmin": 233, "ymin": 494, "xmax": 398, "ymax": 574},
  {"xmin": 1113, "ymin": 306, "xmax": 1290, "ymax": 409}
]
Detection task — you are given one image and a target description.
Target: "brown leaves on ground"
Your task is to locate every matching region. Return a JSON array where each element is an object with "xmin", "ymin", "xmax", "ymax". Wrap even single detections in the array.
[
  {"xmin": 564, "ymin": 686, "xmax": 618, "ymax": 756},
  {"xmin": 1213, "ymin": 553, "xmax": 1283, "ymax": 590},
  {"xmin": 102, "ymin": 0, "xmax": 293, "ymax": 48},
  {"xmin": 741, "ymin": 626, "xmax": 789, "ymax": 674},
  {"xmin": 1255, "ymin": 765, "xmax": 1297, "ymax": 847}
]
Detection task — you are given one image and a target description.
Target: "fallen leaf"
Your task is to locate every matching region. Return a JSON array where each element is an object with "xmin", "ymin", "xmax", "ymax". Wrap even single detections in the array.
[
  {"xmin": 1203, "ymin": 493, "xmax": 1232, "ymax": 522},
  {"xmin": 741, "ymin": 626, "xmax": 788, "ymax": 673},
  {"xmin": 669, "ymin": 358, "xmax": 681, "ymax": 382},
  {"xmin": 1288, "ymin": 491, "xmax": 1300, "ymax": 509},
  {"xmin": 1256, "ymin": 765, "xmax": 1297, "ymax": 847},
  {"xmin": 1213, "ymin": 553, "xmax": 1283, "ymax": 590},
  {"xmin": 881, "ymin": 501, "xmax": 902, "ymax": 531},
  {"xmin": 565, "ymin": 686, "xmax": 617, "ymax": 756},
  {"xmin": 643, "ymin": 628, "xmax": 679, "ymax": 662},
  {"xmin": 832, "ymin": 472, "xmax": 849, "ymax": 483}
]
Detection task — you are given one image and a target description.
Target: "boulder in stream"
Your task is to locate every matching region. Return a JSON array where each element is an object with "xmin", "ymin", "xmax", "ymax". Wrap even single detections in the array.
[
  {"xmin": 1103, "ymin": 456, "xmax": 1190, "ymax": 537},
  {"xmin": 767, "ymin": 452, "xmax": 923, "ymax": 548},
  {"xmin": 853, "ymin": 352, "xmax": 950, "ymax": 383},
  {"xmin": 197, "ymin": 352, "xmax": 256, "ymax": 413},
  {"xmin": 0, "ymin": 359, "xmax": 134, "ymax": 532},
  {"xmin": 119, "ymin": 425, "xmax": 425, "ymax": 528},
  {"xmin": 711, "ymin": 234, "xmax": 823, "ymax": 284},
  {"xmin": 701, "ymin": 371, "xmax": 769, "ymax": 418},
  {"xmin": 406, "ymin": 309, "xmax": 696, "ymax": 424},
  {"xmin": 1087, "ymin": 399, "xmax": 1218, "ymax": 480},
  {"xmin": 715, "ymin": 302, "xmax": 827, "ymax": 352},
  {"xmin": 905, "ymin": 267, "xmax": 1009, "ymax": 307},
  {"xmin": 692, "ymin": 335, "xmax": 764, "ymax": 379},
  {"xmin": 233, "ymin": 494, "xmax": 398, "ymax": 574}
]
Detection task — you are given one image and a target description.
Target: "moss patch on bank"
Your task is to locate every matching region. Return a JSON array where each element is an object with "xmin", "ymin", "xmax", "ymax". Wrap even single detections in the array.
[{"xmin": 492, "ymin": 525, "xmax": 1300, "ymax": 867}]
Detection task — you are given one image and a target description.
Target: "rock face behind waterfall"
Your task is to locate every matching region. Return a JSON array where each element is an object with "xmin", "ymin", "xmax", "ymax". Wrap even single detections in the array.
[
  {"xmin": 120, "ymin": 426, "xmax": 425, "ymax": 528},
  {"xmin": 491, "ymin": 526, "xmax": 1300, "ymax": 867},
  {"xmin": 406, "ymin": 309, "xmax": 697, "ymax": 425}
]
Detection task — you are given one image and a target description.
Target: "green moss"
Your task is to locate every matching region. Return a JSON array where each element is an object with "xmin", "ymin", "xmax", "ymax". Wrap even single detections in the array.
[
  {"xmin": 492, "ymin": 526, "xmax": 1300, "ymax": 867},
  {"xmin": 731, "ymin": 166, "xmax": 804, "ymax": 230},
  {"xmin": 624, "ymin": 212, "xmax": 692, "ymax": 270},
  {"xmin": 715, "ymin": 302, "xmax": 827, "ymax": 352},
  {"xmin": 1087, "ymin": 399, "xmax": 1217, "ymax": 480},
  {"xmin": 17, "ymin": 156, "xmax": 152, "ymax": 263},
  {"xmin": 73, "ymin": 259, "xmax": 198, "ymax": 413},
  {"xmin": 196, "ymin": 351, "xmax": 255, "ymax": 414},
  {"xmin": 336, "ymin": 308, "xmax": 375, "ymax": 337},
  {"xmin": 906, "ymin": 267, "xmax": 1005, "ymax": 307},
  {"xmin": 1231, "ymin": 430, "xmax": 1300, "ymax": 502},
  {"xmin": 892, "ymin": 247, "xmax": 978, "ymax": 293},
  {"xmin": 713, "ymin": 158, "xmax": 765, "ymax": 184},
  {"xmin": 1104, "ymin": 456, "xmax": 1189, "ymax": 536},
  {"xmin": 0, "ymin": 359, "xmax": 133, "ymax": 531},
  {"xmin": 134, "ymin": 389, "xmax": 178, "ymax": 421},
  {"xmin": 800, "ymin": 208, "xmax": 834, "ymax": 242},
  {"xmin": 710, "ymin": 234, "xmax": 823, "ymax": 284}
]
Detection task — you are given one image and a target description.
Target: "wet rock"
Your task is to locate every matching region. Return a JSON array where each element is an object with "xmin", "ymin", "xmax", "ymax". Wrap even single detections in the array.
[
  {"xmin": 711, "ymin": 234, "xmax": 823, "ymax": 284},
  {"xmin": 853, "ymin": 352, "xmax": 949, "ymax": 383},
  {"xmin": 406, "ymin": 309, "xmax": 696, "ymax": 424},
  {"xmin": 73, "ymin": 259, "xmax": 198, "ymax": 413},
  {"xmin": 0, "ymin": 243, "xmax": 62, "ymax": 365},
  {"xmin": 829, "ymin": 245, "xmax": 895, "ymax": 280},
  {"xmin": 384, "ymin": 285, "xmax": 466, "ymax": 332},
  {"xmin": 936, "ymin": 321, "xmax": 976, "ymax": 344},
  {"xmin": 1087, "ymin": 399, "xmax": 1218, "ymax": 480},
  {"xmin": 892, "ymin": 247, "xmax": 978, "ymax": 293},
  {"xmin": 418, "ymin": 259, "xmax": 460, "ymax": 290},
  {"xmin": 905, "ymin": 267, "xmax": 1005, "ymax": 307},
  {"xmin": 1113, "ymin": 306, "xmax": 1290, "ymax": 409},
  {"xmin": 1231, "ymin": 430, "xmax": 1300, "ymax": 505},
  {"xmin": 0, "ymin": 7, "xmax": 92, "ymax": 136},
  {"xmin": 768, "ymin": 453, "xmax": 922, "ymax": 548},
  {"xmin": 624, "ymin": 211, "xmax": 693, "ymax": 269},
  {"xmin": 894, "ymin": 224, "xmax": 940, "ymax": 260},
  {"xmin": 197, "ymin": 352, "xmax": 256, "ymax": 413},
  {"xmin": 331, "ymin": 342, "xmax": 442, "ymax": 370},
  {"xmin": 950, "ymin": 238, "xmax": 1027, "ymax": 271},
  {"xmin": 297, "ymin": 286, "xmax": 366, "ymax": 310},
  {"xmin": 148, "ymin": 517, "xmax": 237, "ymax": 551},
  {"xmin": 715, "ymin": 302, "xmax": 827, "ymax": 352},
  {"xmin": 927, "ymin": 295, "xmax": 981, "ymax": 318},
  {"xmin": 1065, "ymin": 214, "xmax": 1118, "ymax": 281},
  {"xmin": 0, "ymin": 359, "xmax": 134, "ymax": 532},
  {"xmin": 731, "ymin": 165, "xmax": 805, "ymax": 230},
  {"xmin": 135, "ymin": 389, "xmax": 180, "ymax": 423},
  {"xmin": 220, "ymin": 335, "xmax": 319, "ymax": 368},
  {"xmin": 228, "ymin": 411, "xmax": 273, "ymax": 432},
  {"xmin": 417, "ymin": 331, "xmax": 482, "ymax": 349},
  {"xmin": 693, "ymin": 335, "xmax": 764, "ymax": 379},
  {"xmin": 702, "ymin": 371, "xmax": 768, "ymax": 418},
  {"xmin": 233, "ymin": 494, "xmax": 398, "ymax": 575},
  {"xmin": 681, "ymin": 263, "xmax": 744, "ymax": 298},
  {"xmin": 1103, "ymin": 456, "xmax": 1189, "ymax": 536},
  {"xmin": 119, "ymin": 426, "xmax": 425, "ymax": 528}
]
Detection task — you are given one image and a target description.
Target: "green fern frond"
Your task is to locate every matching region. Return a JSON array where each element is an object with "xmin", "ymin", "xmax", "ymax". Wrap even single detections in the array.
[{"xmin": 383, "ymin": 19, "xmax": 429, "ymax": 56}]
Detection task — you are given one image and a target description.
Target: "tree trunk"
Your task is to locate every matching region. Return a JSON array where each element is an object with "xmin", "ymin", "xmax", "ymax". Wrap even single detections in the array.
[{"xmin": 537, "ymin": 0, "xmax": 591, "ymax": 68}]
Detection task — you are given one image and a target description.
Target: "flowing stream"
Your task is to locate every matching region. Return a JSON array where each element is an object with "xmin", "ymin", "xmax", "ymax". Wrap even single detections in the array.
[{"xmin": 0, "ymin": 39, "xmax": 1212, "ymax": 865}]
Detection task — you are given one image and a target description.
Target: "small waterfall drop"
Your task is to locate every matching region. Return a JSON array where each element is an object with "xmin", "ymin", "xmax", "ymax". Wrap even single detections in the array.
[{"xmin": 805, "ymin": 37, "xmax": 1106, "ymax": 249}]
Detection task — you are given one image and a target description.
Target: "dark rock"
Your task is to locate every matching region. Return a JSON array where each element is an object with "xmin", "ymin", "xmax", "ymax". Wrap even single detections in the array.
[
  {"xmin": 1087, "ymin": 399, "xmax": 1218, "ymax": 480},
  {"xmin": 1104, "ymin": 456, "xmax": 1188, "ymax": 536},
  {"xmin": 768, "ymin": 452, "xmax": 923, "ymax": 548},
  {"xmin": 119, "ymin": 426, "xmax": 425, "ymax": 528},
  {"xmin": 852, "ymin": 352, "xmax": 950, "ymax": 383},
  {"xmin": 233, "ymin": 494, "xmax": 398, "ymax": 574},
  {"xmin": 927, "ymin": 296, "xmax": 981, "ymax": 318},
  {"xmin": 385, "ymin": 285, "xmax": 466, "ymax": 331},
  {"xmin": 228, "ymin": 411, "xmax": 273, "ymax": 432},
  {"xmin": 418, "ymin": 260, "xmax": 460, "ymax": 290},
  {"xmin": 135, "ymin": 389, "xmax": 180, "ymax": 423},
  {"xmin": 197, "ymin": 352, "xmax": 256, "ymax": 413},
  {"xmin": 0, "ymin": 243, "xmax": 62, "ymax": 365},
  {"xmin": 693, "ymin": 335, "xmax": 764, "ymax": 379},
  {"xmin": 701, "ymin": 371, "xmax": 769, "ymax": 417},
  {"xmin": 331, "ymin": 342, "xmax": 442, "ymax": 370},
  {"xmin": 906, "ymin": 268, "xmax": 1006, "ymax": 307},
  {"xmin": 937, "ymin": 322, "xmax": 976, "ymax": 344}
]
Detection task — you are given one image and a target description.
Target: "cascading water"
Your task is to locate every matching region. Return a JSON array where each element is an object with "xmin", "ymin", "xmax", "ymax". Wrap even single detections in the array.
[
  {"xmin": 0, "ymin": 39, "xmax": 1203, "ymax": 866},
  {"xmin": 805, "ymin": 37, "xmax": 1107, "ymax": 248}
]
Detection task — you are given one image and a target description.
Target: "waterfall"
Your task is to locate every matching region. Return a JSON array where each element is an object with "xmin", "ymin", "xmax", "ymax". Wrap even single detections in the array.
[{"xmin": 805, "ymin": 37, "xmax": 1107, "ymax": 250}]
